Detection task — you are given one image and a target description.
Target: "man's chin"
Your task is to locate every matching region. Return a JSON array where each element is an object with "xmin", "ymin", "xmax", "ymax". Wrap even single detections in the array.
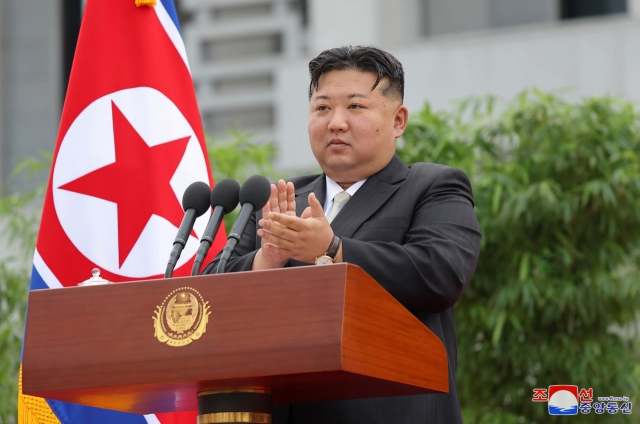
[{"xmin": 321, "ymin": 158, "xmax": 356, "ymax": 174}]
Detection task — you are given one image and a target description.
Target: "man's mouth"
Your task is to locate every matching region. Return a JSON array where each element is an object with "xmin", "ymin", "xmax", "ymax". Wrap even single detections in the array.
[{"xmin": 329, "ymin": 138, "xmax": 349, "ymax": 147}]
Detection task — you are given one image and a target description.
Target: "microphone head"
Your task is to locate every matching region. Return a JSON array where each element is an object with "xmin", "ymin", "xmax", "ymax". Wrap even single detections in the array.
[
  {"xmin": 182, "ymin": 181, "xmax": 211, "ymax": 217},
  {"xmin": 210, "ymin": 178, "xmax": 240, "ymax": 214},
  {"xmin": 239, "ymin": 175, "xmax": 271, "ymax": 211}
]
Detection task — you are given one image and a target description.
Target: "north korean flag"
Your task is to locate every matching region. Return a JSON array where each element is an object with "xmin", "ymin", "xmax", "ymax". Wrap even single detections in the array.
[{"xmin": 20, "ymin": 0, "xmax": 224, "ymax": 423}]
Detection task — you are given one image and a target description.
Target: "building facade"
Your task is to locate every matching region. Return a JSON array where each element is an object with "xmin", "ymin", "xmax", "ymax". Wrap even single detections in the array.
[
  {"xmin": 182, "ymin": 0, "xmax": 640, "ymax": 172},
  {"xmin": 1, "ymin": 0, "xmax": 640, "ymax": 183}
]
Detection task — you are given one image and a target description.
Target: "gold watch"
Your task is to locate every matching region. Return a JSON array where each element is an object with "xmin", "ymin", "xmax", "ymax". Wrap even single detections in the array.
[{"xmin": 315, "ymin": 235, "xmax": 341, "ymax": 265}]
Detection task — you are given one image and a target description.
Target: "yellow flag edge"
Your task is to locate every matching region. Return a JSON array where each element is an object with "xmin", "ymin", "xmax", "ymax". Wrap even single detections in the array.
[
  {"xmin": 18, "ymin": 365, "xmax": 61, "ymax": 424},
  {"xmin": 135, "ymin": 0, "xmax": 157, "ymax": 6}
]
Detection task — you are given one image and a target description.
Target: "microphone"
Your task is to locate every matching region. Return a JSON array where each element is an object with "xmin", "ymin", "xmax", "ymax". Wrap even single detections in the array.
[
  {"xmin": 191, "ymin": 179, "xmax": 240, "ymax": 276},
  {"xmin": 164, "ymin": 181, "xmax": 211, "ymax": 278},
  {"xmin": 216, "ymin": 175, "xmax": 271, "ymax": 274}
]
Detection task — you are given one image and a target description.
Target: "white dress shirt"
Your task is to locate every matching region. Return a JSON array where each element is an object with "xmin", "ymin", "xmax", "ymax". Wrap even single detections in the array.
[{"xmin": 323, "ymin": 176, "xmax": 367, "ymax": 218}]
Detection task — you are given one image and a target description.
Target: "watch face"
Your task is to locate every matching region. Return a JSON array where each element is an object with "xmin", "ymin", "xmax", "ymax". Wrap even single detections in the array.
[{"xmin": 315, "ymin": 256, "xmax": 334, "ymax": 265}]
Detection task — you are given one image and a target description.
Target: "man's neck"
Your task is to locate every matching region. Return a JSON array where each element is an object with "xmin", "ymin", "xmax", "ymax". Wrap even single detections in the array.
[{"xmin": 338, "ymin": 182, "xmax": 354, "ymax": 190}]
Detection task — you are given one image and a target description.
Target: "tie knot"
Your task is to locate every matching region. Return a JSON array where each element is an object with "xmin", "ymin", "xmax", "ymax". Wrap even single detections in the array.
[
  {"xmin": 333, "ymin": 191, "xmax": 351, "ymax": 205},
  {"xmin": 327, "ymin": 191, "xmax": 351, "ymax": 223}
]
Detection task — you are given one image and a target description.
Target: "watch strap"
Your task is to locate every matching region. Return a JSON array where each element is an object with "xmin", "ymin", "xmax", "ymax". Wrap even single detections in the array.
[{"xmin": 325, "ymin": 235, "xmax": 341, "ymax": 260}]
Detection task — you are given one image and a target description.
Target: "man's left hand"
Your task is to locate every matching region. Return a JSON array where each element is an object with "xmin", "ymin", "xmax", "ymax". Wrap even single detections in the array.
[{"xmin": 257, "ymin": 192, "xmax": 335, "ymax": 264}]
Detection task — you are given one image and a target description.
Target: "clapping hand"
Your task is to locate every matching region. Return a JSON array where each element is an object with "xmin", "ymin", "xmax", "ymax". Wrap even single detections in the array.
[
  {"xmin": 258, "ymin": 192, "xmax": 336, "ymax": 264},
  {"xmin": 252, "ymin": 179, "xmax": 296, "ymax": 269}
]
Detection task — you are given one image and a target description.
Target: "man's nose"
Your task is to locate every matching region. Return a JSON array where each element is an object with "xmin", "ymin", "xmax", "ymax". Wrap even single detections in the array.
[{"xmin": 327, "ymin": 108, "xmax": 348, "ymax": 132}]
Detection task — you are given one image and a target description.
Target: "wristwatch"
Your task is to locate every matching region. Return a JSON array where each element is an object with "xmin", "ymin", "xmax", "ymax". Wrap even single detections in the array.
[{"xmin": 315, "ymin": 235, "xmax": 341, "ymax": 265}]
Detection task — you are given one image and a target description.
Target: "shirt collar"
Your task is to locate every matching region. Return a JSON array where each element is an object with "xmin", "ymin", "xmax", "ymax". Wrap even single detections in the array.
[{"xmin": 324, "ymin": 176, "xmax": 367, "ymax": 213}]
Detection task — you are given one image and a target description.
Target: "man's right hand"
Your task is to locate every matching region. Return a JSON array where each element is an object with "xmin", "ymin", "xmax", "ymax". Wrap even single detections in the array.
[{"xmin": 251, "ymin": 179, "xmax": 295, "ymax": 270}]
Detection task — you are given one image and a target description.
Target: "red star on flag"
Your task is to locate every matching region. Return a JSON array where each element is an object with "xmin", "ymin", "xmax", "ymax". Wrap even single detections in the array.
[{"xmin": 60, "ymin": 101, "xmax": 190, "ymax": 267}]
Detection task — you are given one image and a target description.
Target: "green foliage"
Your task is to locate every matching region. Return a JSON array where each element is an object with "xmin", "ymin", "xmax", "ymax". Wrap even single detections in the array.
[
  {"xmin": 0, "ymin": 265, "xmax": 29, "ymax": 424},
  {"xmin": 0, "ymin": 153, "xmax": 48, "ymax": 424},
  {"xmin": 207, "ymin": 130, "xmax": 278, "ymax": 183},
  {"xmin": 207, "ymin": 130, "xmax": 280, "ymax": 234},
  {"xmin": 398, "ymin": 89, "xmax": 640, "ymax": 423}
]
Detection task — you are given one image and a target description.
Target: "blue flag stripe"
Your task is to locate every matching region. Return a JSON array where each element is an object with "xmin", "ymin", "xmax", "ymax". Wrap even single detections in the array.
[
  {"xmin": 29, "ymin": 263, "xmax": 49, "ymax": 291},
  {"xmin": 48, "ymin": 399, "xmax": 149, "ymax": 424},
  {"xmin": 160, "ymin": 0, "xmax": 182, "ymax": 35},
  {"xmin": 21, "ymin": 265, "xmax": 48, "ymax": 360}
]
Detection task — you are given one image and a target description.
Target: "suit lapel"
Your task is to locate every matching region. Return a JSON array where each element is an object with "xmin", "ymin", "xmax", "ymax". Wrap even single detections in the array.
[
  {"xmin": 295, "ymin": 174, "xmax": 325, "ymax": 217},
  {"xmin": 292, "ymin": 155, "xmax": 409, "ymax": 238},
  {"xmin": 331, "ymin": 154, "xmax": 409, "ymax": 238}
]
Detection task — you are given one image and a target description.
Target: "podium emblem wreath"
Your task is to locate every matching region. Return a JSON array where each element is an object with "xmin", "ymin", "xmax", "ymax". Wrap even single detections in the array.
[{"xmin": 153, "ymin": 287, "xmax": 211, "ymax": 347}]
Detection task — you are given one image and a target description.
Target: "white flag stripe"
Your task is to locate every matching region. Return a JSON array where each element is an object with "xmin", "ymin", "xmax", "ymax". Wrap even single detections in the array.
[
  {"xmin": 154, "ymin": 2, "xmax": 191, "ymax": 74},
  {"xmin": 144, "ymin": 414, "xmax": 162, "ymax": 424},
  {"xmin": 33, "ymin": 248, "xmax": 63, "ymax": 289}
]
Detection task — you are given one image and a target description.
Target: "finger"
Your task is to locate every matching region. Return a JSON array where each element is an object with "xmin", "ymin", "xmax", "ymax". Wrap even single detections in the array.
[
  {"xmin": 263, "ymin": 243, "xmax": 291, "ymax": 258},
  {"xmin": 300, "ymin": 206, "xmax": 312, "ymax": 219},
  {"xmin": 259, "ymin": 230, "xmax": 295, "ymax": 249},
  {"xmin": 258, "ymin": 219, "xmax": 297, "ymax": 242},
  {"xmin": 308, "ymin": 193, "xmax": 326, "ymax": 219},
  {"xmin": 277, "ymin": 179, "xmax": 288, "ymax": 213},
  {"xmin": 286, "ymin": 182, "xmax": 296, "ymax": 214},
  {"xmin": 267, "ymin": 212, "xmax": 304, "ymax": 231},
  {"xmin": 268, "ymin": 183, "xmax": 279, "ymax": 213},
  {"xmin": 262, "ymin": 197, "xmax": 271, "ymax": 215}
]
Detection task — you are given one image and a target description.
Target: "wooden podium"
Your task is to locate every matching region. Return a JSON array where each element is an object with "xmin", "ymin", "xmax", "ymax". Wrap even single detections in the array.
[{"xmin": 22, "ymin": 263, "xmax": 448, "ymax": 422}]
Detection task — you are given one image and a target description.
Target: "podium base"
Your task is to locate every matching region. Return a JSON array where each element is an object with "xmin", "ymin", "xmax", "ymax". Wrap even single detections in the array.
[{"xmin": 197, "ymin": 390, "xmax": 272, "ymax": 424}]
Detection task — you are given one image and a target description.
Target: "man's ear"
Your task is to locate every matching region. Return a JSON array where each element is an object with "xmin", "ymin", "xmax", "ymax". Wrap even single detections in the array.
[{"xmin": 394, "ymin": 105, "xmax": 409, "ymax": 138}]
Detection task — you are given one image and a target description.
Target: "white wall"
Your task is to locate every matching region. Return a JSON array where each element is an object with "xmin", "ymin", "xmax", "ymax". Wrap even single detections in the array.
[
  {"xmin": 309, "ymin": 0, "xmax": 382, "ymax": 51},
  {"xmin": 273, "ymin": 15, "xmax": 640, "ymax": 172},
  {"xmin": 0, "ymin": 0, "xmax": 62, "ymax": 186},
  {"xmin": 0, "ymin": 1, "xmax": 4, "ymax": 182},
  {"xmin": 398, "ymin": 15, "xmax": 640, "ymax": 113},
  {"xmin": 274, "ymin": 59, "xmax": 316, "ymax": 171}
]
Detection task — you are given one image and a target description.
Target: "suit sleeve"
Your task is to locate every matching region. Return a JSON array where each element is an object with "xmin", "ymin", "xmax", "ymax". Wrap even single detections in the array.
[
  {"xmin": 341, "ymin": 167, "xmax": 481, "ymax": 314},
  {"xmin": 201, "ymin": 210, "xmax": 260, "ymax": 274}
]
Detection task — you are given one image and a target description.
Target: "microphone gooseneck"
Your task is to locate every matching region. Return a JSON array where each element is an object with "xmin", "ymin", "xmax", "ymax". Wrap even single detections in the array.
[
  {"xmin": 216, "ymin": 175, "xmax": 271, "ymax": 274},
  {"xmin": 165, "ymin": 181, "xmax": 211, "ymax": 278},
  {"xmin": 191, "ymin": 179, "xmax": 240, "ymax": 276}
]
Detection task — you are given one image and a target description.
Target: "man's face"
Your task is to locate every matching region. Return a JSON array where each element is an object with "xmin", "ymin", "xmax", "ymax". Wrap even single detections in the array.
[{"xmin": 308, "ymin": 69, "xmax": 408, "ymax": 183}]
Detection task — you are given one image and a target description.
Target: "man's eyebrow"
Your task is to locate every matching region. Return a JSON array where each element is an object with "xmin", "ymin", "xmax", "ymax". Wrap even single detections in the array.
[{"xmin": 312, "ymin": 93, "xmax": 370, "ymax": 102}]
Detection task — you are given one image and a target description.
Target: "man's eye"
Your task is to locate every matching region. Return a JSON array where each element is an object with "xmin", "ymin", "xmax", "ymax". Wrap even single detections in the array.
[
  {"xmin": 317, "ymin": 105, "xmax": 329, "ymax": 111},
  {"xmin": 349, "ymin": 104, "xmax": 363, "ymax": 109}
]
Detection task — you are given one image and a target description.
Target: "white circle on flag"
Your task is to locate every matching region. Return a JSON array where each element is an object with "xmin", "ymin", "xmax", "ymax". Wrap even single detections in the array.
[{"xmin": 52, "ymin": 87, "xmax": 210, "ymax": 278}]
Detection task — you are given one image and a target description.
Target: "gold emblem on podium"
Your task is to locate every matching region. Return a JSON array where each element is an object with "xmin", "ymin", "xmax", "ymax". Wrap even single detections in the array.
[{"xmin": 153, "ymin": 287, "xmax": 210, "ymax": 347}]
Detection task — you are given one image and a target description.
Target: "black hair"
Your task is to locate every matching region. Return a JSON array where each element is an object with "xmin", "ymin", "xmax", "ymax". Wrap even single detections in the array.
[{"xmin": 308, "ymin": 46, "xmax": 404, "ymax": 102}]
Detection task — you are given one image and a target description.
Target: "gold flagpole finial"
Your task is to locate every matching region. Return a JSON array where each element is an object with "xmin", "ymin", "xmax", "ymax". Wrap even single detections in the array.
[{"xmin": 135, "ymin": 0, "xmax": 157, "ymax": 7}]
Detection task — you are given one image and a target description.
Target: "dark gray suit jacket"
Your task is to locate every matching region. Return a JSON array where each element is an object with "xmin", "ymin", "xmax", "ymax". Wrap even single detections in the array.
[{"xmin": 203, "ymin": 154, "xmax": 482, "ymax": 424}]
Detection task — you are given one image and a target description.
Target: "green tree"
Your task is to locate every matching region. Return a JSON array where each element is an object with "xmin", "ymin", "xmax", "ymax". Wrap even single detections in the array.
[
  {"xmin": 206, "ymin": 130, "xmax": 281, "ymax": 233},
  {"xmin": 0, "ymin": 154, "xmax": 49, "ymax": 424},
  {"xmin": 207, "ymin": 130, "xmax": 278, "ymax": 184},
  {"xmin": 398, "ymin": 90, "xmax": 640, "ymax": 423}
]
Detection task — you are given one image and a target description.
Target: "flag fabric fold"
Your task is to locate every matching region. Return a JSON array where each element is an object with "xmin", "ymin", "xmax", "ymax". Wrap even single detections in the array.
[{"xmin": 19, "ymin": 0, "xmax": 224, "ymax": 422}]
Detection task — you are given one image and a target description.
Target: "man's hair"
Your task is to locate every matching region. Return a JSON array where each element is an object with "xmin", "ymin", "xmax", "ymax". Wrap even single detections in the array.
[{"xmin": 308, "ymin": 46, "xmax": 404, "ymax": 102}]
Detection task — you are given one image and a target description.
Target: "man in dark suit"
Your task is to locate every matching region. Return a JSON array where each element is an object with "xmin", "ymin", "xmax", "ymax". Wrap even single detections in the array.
[{"xmin": 203, "ymin": 46, "xmax": 481, "ymax": 424}]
